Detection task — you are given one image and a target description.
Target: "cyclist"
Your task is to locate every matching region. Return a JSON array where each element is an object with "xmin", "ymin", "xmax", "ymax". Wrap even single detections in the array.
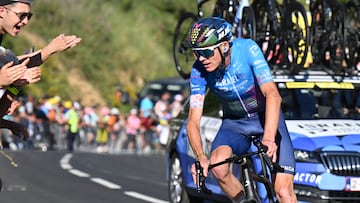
[{"xmin": 186, "ymin": 17, "xmax": 297, "ymax": 203}]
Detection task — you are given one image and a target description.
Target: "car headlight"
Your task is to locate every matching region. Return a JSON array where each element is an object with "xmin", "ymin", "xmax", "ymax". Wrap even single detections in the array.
[{"xmin": 294, "ymin": 150, "xmax": 319, "ymax": 163}]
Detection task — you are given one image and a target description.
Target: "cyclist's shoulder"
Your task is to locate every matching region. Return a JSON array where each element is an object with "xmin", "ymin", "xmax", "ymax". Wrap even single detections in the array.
[
  {"xmin": 232, "ymin": 38, "xmax": 259, "ymax": 54},
  {"xmin": 232, "ymin": 38, "xmax": 257, "ymax": 47}
]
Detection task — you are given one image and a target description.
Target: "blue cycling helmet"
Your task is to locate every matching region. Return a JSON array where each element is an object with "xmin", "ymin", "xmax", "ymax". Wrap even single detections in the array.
[{"xmin": 189, "ymin": 17, "xmax": 232, "ymax": 49}]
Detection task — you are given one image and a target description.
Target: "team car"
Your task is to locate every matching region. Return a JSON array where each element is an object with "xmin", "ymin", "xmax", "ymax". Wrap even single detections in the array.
[{"xmin": 165, "ymin": 69, "xmax": 360, "ymax": 203}]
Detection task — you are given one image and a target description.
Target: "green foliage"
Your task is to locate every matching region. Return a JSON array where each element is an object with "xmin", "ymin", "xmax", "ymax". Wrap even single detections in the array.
[{"xmin": 4, "ymin": 0, "xmax": 198, "ymax": 106}]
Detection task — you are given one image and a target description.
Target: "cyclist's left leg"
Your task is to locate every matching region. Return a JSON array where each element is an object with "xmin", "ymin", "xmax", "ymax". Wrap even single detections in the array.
[{"xmin": 210, "ymin": 118, "xmax": 252, "ymax": 202}]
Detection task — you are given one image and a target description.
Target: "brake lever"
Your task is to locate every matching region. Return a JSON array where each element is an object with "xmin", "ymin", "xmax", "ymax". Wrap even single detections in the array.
[
  {"xmin": 195, "ymin": 160, "xmax": 212, "ymax": 194},
  {"xmin": 195, "ymin": 160, "xmax": 202, "ymax": 193},
  {"xmin": 258, "ymin": 141, "xmax": 284, "ymax": 173}
]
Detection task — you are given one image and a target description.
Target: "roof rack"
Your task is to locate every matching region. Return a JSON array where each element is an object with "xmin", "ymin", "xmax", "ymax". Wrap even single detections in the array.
[{"xmin": 272, "ymin": 65, "xmax": 360, "ymax": 83}]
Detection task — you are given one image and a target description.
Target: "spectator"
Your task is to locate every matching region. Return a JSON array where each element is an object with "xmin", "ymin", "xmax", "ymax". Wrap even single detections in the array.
[
  {"xmin": 81, "ymin": 106, "xmax": 98, "ymax": 149},
  {"xmin": 139, "ymin": 110, "xmax": 157, "ymax": 153},
  {"xmin": 140, "ymin": 93, "xmax": 154, "ymax": 118},
  {"xmin": 170, "ymin": 94, "xmax": 184, "ymax": 118},
  {"xmin": 125, "ymin": 108, "xmax": 141, "ymax": 152},
  {"xmin": 154, "ymin": 92, "xmax": 170, "ymax": 118},
  {"xmin": 108, "ymin": 107, "xmax": 125, "ymax": 154},
  {"xmin": 62, "ymin": 101, "xmax": 79, "ymax": 152},
  {"xmin": 95, "ymin": 106, "xmax": 110, "ymax": 153}
]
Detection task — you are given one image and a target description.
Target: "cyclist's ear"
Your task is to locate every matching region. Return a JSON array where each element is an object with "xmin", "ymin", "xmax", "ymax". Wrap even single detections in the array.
[{"xmin": 223, "ymin": 41, "xmax": 230, "ymax": 52}]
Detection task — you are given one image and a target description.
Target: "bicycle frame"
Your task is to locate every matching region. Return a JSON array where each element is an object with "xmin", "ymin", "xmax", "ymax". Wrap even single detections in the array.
[{"xmin": 195, "ymin": 135, "xmax": 283, "ymax": 202}]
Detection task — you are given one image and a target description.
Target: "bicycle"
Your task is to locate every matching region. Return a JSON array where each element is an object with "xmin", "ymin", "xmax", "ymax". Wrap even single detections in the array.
[
  {"xmin": 344, "ymin": 0, "xmax": 360, "ymax": 76},
  {"xmin": 252, "ymin": 0, "xmax": 310, "ymax": 72},
  {"xmin": 173, "ymin": 0, "xmax": 256, "ymax": 79},
  {"xmin": 309, "ymin": 0, "xmax": 346, "ymax": 75},
  {"xmin": 195, "ymin": 135, "xmax": 284, "ymax": 203}
]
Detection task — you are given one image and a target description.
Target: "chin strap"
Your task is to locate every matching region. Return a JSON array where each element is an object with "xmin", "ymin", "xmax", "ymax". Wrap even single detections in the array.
[{"xmin": 217, "ymin": 46, "xmax": 230, "ymax": 70}]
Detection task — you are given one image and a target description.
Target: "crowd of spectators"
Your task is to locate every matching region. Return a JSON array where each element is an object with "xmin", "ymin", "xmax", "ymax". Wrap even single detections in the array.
[{"xmin": 1, "ymin": 92, "xmax": 186, "ymax": 154}]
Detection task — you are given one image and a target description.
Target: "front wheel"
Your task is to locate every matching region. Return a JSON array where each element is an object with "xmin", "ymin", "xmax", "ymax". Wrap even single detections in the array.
[
  {"xmin": 173, "ymin": 13, "xmax": 198, "ymax": 80},
  {"xmin": 168, "ymin": 154, "xmax": 202, "ymax": 203}
]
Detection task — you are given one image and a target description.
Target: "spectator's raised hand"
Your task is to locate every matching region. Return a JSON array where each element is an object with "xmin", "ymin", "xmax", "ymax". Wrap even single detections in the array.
[
  {"xmin": 7, "ymin": 100, "xmax": 20, "ymax": 115},
  {"xmin": 13, "ymin": 66, "xmax": 41, "ymax": 86},
  {"xmin": 46, "ymin": 34, "xmax": 82, "ymax": 54},
  {"xmin": 0, "ymin": 59, "xmax": 29, "ymax": 87}
]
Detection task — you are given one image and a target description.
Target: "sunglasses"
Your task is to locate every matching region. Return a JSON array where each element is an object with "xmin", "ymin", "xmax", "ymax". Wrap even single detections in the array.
[
  {"xmin": 192, "ymin": 43, "xmax": 223, "ymax": 58},
  {"xmin": 5, "ymin": 7, "xmax": 33, "ymax": 21}
]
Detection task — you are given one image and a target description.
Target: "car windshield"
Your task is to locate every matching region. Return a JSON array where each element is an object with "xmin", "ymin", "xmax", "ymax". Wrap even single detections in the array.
[
  {"xmin": 278, "ymin": 82, "xmax": 360, "ymax": 120},
  {"xmin": 139, "ymin": 82, "xmax": 189, "ymax": 102}
]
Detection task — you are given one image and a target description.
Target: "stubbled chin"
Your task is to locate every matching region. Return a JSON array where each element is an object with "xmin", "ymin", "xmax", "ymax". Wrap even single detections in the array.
[{"xmin": 204, "ymin": 65, "xmax": 216, "ymax": 72}]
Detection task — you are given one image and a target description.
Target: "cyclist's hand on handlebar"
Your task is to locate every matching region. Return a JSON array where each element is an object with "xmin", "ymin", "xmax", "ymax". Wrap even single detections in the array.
[
  {"xmin": 262, "ymin": 139, "xmax": 278, "ymax": 162},
  {"xmin": 191, "ymin": 156, "xmax": 209, "ymax": 185}
]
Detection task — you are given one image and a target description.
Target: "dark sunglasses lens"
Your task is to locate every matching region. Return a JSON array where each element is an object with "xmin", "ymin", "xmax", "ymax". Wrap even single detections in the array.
[
  {"xmin": 20, "ymin": 13, "xmax": 32, "ymax": 20},
  {"xmin": 194, "ymin": 49, "xmax": 214, "ymax": 58}
]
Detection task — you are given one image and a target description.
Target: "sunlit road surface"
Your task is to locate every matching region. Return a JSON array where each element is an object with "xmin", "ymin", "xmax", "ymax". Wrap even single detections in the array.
[{"xmin": 0, "ymin": 150, "xmax": 169, "ymax": 203}]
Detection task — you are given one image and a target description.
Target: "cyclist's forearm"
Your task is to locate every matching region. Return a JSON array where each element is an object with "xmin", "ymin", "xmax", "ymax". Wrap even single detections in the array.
[
  {"xmin": 263, "ymin": 91, "xmax": 281, "ymax": 141},
  {"xmin": 186, "ymin": 119, "xmax": 204, "ymax": 159},
  {"xmin": 260, "ymin": 82, "xmax": 282, "ymax": 141}
]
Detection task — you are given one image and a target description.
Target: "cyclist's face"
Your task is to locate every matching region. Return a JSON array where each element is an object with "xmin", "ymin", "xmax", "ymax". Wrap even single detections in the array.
[{"xmin": 196, "ymin": 43, "xmax": 227, "ymax": 72}]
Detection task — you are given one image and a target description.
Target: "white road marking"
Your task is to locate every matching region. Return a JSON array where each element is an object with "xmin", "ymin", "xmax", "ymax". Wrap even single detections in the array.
[
  {"xmin": 60, "ymin": 163, "xmax": 72, "ymax": 170},
  {"xmin": 90, "ymin": 178, "xmax": 121, "ymax": 189},
  {"xmin": 60, "ymin": 153, "xmax": 166, "ymax": 202},
  {"xmin": 60, "ymin": 153, "xmax": 73, "ymax": 169},
  {"xmin": 69, "ymin": 169, "xmax": 90, "ymax": 177},
  {"xmin": 124, "ymin": 191, "xmax": 169, "ymax": 203}
]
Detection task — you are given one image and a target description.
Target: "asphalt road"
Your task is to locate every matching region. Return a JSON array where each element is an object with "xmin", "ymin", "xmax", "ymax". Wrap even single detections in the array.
[{"xmin": 0, "ymin": 150, "xmax": 169, "ymax": 203}]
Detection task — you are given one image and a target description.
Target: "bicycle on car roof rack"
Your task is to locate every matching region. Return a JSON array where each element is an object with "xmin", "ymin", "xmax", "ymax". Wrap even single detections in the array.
[{"xmin": 173, "ymin": 0, "xmax": 256, "ymax": 79}]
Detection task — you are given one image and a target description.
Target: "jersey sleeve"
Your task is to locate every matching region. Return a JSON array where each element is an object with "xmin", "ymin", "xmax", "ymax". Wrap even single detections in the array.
[
  {"xmin": 246, "ymin": 40, "xmax": 273, "ymax": 86},
  {"xmin": 189, "ymin": 61, "xmax": 207, "ymax": 96}
]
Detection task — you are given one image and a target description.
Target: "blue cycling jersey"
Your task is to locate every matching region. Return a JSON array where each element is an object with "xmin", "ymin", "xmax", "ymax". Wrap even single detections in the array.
[
  {"xmin": 190, "ymin": 38, "xmax": 273, "ymax": 118},
  {"xmin": 190, "ymin": 38, "xmax": 296, "ymax": 174}
]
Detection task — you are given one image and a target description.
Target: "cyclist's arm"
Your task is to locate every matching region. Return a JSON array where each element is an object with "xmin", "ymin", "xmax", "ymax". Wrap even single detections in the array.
[
  {"xmin": 186, "ymin": 94, "xmax": 205, "ymax": 160},
  {"xmin": 246, "ymin": 39, "xmax": 281, "ymax": 161},
  {"xmin": 260, "ymin": 81, "xmax": 281, "ymax": 142},
  {"xmin": 260, "ymin": 81, "xmax": 282, "ymax": 162},
  {"xmin": 246, "ymin": 40, "xmax": 280, "ymax": 142}
]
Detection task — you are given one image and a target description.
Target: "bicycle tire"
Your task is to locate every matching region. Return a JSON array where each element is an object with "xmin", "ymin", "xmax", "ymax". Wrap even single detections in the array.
[
  {"xmin": 173, "ymin": 12, "xmax": 199, "ymax": 80},
  {"xmin": 212, "ymin": 0, "xmax": 232, "ymax": 21},
  {"xmin": 237, "ymin": 6, "xmax": 257, "ymax": 40},
  {"xmin": 310, "ymin": 0, "xmax": 346, "ymax": 74},
  {"xmin": 281, "ymin": 1, "xmax": 310, "ymax": 70},
  {"xmin": 252, "ymin": 0, "xmax": 282, "ymax": 64},
  {"xmin": 310, "ymin": 0, "xmax": 324, "ymax": 65},
  {"xmin": 329, "ymin": 3, "xmax": 346, "ymax": 74},
  {"xmin": 344, "ymin": 1, "xmax": 360, "ymax": 75}
]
